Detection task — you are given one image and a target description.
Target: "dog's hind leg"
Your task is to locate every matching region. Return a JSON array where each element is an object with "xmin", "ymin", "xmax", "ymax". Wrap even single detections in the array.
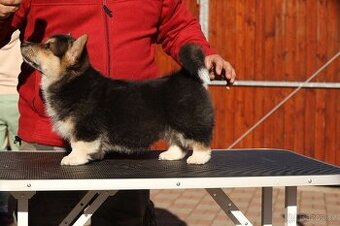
[
  {"xmin": 186, "ymin": 142, "xmax": 211, "ymax": 164},
  {"xmin": 61, "ymin": 139, "xmax": 103, "ymax": 165},
  {"xmin": 159, "ymin": 131, "xmax": 187, "ymax": 161},
  {"xmin": 159, "ymin": 144, "xmax": 187, "ymax": 161}
]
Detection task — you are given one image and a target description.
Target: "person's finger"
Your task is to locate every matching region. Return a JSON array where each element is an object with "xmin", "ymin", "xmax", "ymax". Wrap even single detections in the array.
[
  {"xmin": 205, "ymin": 55, "xmax": 236, "ymax": 83},
  {"xmin": 0, "ymin": 0, "xmax": 22, "ymax": 6},
  {"xmin": 209, "ymin": 66, "xmax": 215, "ymax": 79},
  {"xmin": 205, "ymin": 56, "xmax": 216, "ymax": 79},
  {"xmin": 205, "ymin": 57, "xmax": 213, "ymax": 70},
  {"xmin": 230, "ymin": 68, "xmax": 236, "ymax": 83},
  {"xmin": 0, "ymin": 2, "xmax": 20, "ymax": 19},
  {"xmin": 222, "ymin": 63, "xmax": 230, "ymax": 81},
  {"xmin": 214, "ymin": 59, "xmax": 223, "ymax": 75},
  {"xmin": 224, "ymin": 61, "xmax": 237, "ymax": 84}
]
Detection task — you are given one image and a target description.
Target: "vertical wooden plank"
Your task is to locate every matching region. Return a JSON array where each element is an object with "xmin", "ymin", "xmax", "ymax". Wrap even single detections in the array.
[
  {"xmin": 282, "ymin": 0, "xmax": 296, "ymax": 151},
  {"xmin": 334, "ymin": 0, "xmax": 339, "ymax": 165},
  {"xmin": 209, "ymin": 0, "xmax": 221, "ymax": 148},
  {"xmin": 233, "ymin": 0, "xmax": 247, "ymax": 148},
  {"xmin": 314, "ymin": 0, "xmax": 328, "ymax": 161},
  {"xmin": 336, "ymin": 95, "xmax": 340, "ymax": 165},
  {"xmin": 293, "ymin": 0, "xmax": 307, "ymax": 154},
  {"xmin": 274, "ymin": 0, "xmax": 285, "ymax": 80},
  {"xmin": 304, "ymin": 0, "xmax": 317, "ymax": 158},
  {"xmin": 243, "ymin": 0, "xmax": 256, "ymax": 147},
  {"xmin": 253, "ymin": 0, "xmax": 265, "ymax": 147},
  {"xmin": 155, "ymin": 45, "xmax": 179, "ymax": 75},
  {"xmin": 222, "ymin": 0, "xmax": 237, "ymax": 149},
  {"xmin": 262, "ymin": 0, "xmax": 276, "ymax": 147},
  {"xmin": 186, "ymin": 0, "xmax": 199, "ymax": 16},
  {"xmin": 214, "ymin": 0, "xmax": 237, "ymax": 149},
  {"xmin": 324, "ymin": 0, "xmax": 339, "ymax": 165},
  {"xmin": 209, "ymin": 0, "xmax": 237, "ymax": 149}
]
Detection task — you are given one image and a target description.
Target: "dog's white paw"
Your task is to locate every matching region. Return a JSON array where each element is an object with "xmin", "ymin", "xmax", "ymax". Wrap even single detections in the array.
[
  {"xmin": 61, "ymin": 154, "xmax": 89, "ymax": 165},
  {"xmin": 159, "ymin": 146, "xmax": 186, "ymax": 161},
  {"xmin": 186, "ymin": 152, "xmax": 211, "ymax": 165}
]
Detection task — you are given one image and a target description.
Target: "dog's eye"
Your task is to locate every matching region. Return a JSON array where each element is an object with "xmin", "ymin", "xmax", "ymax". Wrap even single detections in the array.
[{"xmin": 42, "ymin": 43, "xmax": 51, "ymax": 49}]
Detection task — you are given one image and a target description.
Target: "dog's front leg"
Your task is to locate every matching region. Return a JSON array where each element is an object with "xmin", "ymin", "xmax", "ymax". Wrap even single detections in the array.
[{"xmin": 61, "ymin": 139, "xmax": 103, "ymax": 165}]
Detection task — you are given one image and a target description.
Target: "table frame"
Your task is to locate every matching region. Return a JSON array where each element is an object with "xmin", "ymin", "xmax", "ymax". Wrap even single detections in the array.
[
  {"xmin": 10, "ymin": 187, "xmax": 299, "ymax": 226},
  {"xmin": 1, "ymin": 149, "xmax": 339, "ymax": 226}
]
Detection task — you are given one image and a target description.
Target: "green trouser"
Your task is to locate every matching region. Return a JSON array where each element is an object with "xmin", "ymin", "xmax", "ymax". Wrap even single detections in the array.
[
  {"xmin": 0, "ymin": 94, "xmax": 19, "ymax": 219},
  {"xmin": 18, "ymin": 141, "xmax": 155, "ymax": 226},
  {"xmin": 0, "ymin": 94, "xmax": 19, "ymax": 150}
]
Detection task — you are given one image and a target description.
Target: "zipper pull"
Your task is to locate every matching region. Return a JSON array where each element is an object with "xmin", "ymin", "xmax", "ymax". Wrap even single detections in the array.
[{"xmin": 103, "ymin": 5, "xmax": 113, "ymax": 17}]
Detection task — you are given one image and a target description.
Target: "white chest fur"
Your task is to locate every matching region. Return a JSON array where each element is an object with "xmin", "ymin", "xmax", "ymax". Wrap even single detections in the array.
[{"xmin": 41, "ymin": 76, "xmax": 74, "ymax": 140}]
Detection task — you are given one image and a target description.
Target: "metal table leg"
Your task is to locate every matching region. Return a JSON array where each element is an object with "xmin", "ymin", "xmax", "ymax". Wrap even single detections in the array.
[
  {"xmin": 261, "ymin": 187, "xmax": 273, "ymax": 226},
  {"xmin": 10, "ymin": 191, "xmax": 36, "ymax": 226},
  {"xmin": 285, "ymin": 186, "xmax": 297, "ymax": 226},
  {"xmin": 206, "ymin": 188, "xmax": 253, "ymax": 226},
  {"xmin": 71, "ymin": 190, "xmax": 117, "ymax": 226},
  {"xmin": 59, "ymin": 190, "xmax": 98, "ymax": 226}
]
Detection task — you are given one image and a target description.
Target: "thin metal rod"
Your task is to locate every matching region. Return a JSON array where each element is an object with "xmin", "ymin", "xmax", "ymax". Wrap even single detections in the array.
[
  {"xmin": 227, "ymin": 51, "xmax": 340, "ymax": 149},
  {"xmin": 199, "ymin": 0, "xmax": 209, "ymax": 40},
  {"xmin": 210, "ymin": 80, "xmax": 340, "ymax": 89}
]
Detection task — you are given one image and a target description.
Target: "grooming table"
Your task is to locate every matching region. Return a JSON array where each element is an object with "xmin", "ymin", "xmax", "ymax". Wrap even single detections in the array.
[{"xmin": 0, "ymin": 149, "xmax": 339, "ymax": 226}]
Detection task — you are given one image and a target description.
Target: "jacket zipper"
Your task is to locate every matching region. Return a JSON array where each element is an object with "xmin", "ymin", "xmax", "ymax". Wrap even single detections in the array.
[
  {"xmin": 103, "ymin": 4, "xmax": 113, "ymax": 17},
  {"xmin": 102, "ymin": 1, "xmax": 113, "ymax": 76}
]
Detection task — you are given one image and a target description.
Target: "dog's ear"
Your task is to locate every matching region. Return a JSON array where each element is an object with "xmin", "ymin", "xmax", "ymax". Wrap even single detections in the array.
[{"xmin": 66, "ymin": 34, "xmax": 88, "ymax": 64}]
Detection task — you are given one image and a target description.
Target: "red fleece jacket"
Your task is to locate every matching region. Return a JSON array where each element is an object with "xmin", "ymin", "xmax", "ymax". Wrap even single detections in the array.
[{"xmin": 0, "ymin": 0, "xmax": 215, "ymax": 147}]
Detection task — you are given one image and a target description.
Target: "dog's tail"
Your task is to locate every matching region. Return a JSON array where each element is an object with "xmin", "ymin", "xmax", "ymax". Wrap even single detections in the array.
[{"xmin": 179, "ymin": 44, "xmax": 211, "ymax": 87}]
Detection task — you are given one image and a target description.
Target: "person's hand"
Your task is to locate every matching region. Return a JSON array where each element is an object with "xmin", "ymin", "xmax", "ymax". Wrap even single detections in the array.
[
  {"xmin": 205, "ymin": 54, "xmax": 236, "ymax": 89},
  {"xmin": 0, "ymin": 0, "xmax": 21, "ymax": 20}
]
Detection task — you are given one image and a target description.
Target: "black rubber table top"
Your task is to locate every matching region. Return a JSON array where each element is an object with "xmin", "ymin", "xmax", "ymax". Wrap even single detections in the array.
[{"xmin": 0, "ymin": 149, "xmax": 339, "ymax": 180}]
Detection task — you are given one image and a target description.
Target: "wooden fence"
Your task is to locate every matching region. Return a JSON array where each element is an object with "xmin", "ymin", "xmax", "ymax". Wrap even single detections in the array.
[{"xmin": 155, "ymin": 0, "xmax": 339, "ymax": 165}]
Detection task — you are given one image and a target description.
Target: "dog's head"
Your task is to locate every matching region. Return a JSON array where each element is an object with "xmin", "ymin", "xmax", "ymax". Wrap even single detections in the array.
[{"xmin": 21, "ymin": 34, "xmax": 88, "ymax": 81}]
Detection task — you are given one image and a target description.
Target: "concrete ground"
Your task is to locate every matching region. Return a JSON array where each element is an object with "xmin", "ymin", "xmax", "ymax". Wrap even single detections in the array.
[{"xmin": 151, "ymin": 186, "xmax": 340, "ymax": 226}]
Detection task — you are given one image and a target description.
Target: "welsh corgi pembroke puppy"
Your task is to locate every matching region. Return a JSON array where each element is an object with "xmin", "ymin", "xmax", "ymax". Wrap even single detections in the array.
[{"xmin": 21, "ymin": 34, "xmax": 214, "ymax": 165}]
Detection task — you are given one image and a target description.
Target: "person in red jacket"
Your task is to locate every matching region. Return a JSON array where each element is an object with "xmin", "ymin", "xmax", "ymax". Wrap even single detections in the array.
[{"xmin": 0, "ymin": 0, "xmax": 236, "ymax": 225}]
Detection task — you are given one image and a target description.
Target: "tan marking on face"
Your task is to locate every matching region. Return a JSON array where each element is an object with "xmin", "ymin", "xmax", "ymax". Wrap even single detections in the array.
[
  {"xmin": 37, "ymin": 51, "xmax": 62, "ymax": 80},
  {"xmin": 21, "ymin": 38, "xmax": 63, "ymax": 81},
  {"xmin": 21, "ymin": 35, "xmax": 88, "ymax": 87}
]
